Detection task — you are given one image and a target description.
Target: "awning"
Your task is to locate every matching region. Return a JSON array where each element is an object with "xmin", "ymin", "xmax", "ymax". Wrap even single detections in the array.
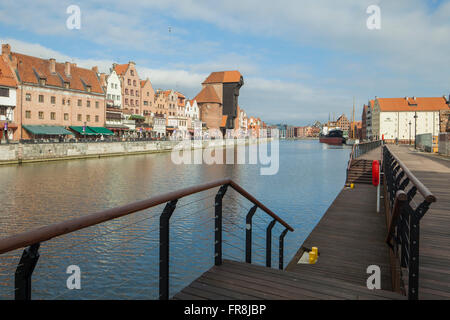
[
  {"xmin": 69, "ymin": 126, "xmax": 97, "ymax": 135},
  {"xmin": 23, "ymin": 125, "xmax": 74, "ymax": 136},
  {"xmin": 88, "ymin": 126, "xmax": 115, "ymax": 136}
]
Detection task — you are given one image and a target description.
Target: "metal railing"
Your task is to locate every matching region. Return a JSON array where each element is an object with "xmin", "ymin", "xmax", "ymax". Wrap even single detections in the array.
[
  {"xmin": 0, "ymin": 178, "xmax": 293, "ymax": 300},
  {"xmin": 346, "ymin": 140, "xmax": 383, "ymax": 183},
  {"xmin": 383, "ymin": 145, "xmax": 436, "ymax": 300}
]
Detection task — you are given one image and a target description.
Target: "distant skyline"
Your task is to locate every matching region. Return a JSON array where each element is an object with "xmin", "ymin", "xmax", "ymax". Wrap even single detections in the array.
[{"xmin": 1, "ymin": 0, "xmax": 449, "ymax": 125}]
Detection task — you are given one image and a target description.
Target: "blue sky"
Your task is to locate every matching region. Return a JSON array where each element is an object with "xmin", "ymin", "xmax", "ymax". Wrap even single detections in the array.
[{"xmin": 1, "ymin": 0, "xmax": 449, "ymax": 125}]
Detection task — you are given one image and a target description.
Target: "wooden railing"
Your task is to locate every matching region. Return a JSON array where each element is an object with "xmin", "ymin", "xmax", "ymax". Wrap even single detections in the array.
[
  {"xmin": 383, "ymin": 145, "xmax": 436, "ymax": 300},
  {"xmin": 0, "ymin": 178, "xmax": 294, "ymax": 300}
]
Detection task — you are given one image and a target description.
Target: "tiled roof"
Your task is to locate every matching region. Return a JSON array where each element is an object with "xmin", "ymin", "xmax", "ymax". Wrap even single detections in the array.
[
  {"xmin": 10, "ymin": 52, "xmax": 103, "ymax": 94},
  {"xmin": 202, "ymin": 71, "xmax": 242, "ymax": 84},
  {"xmin": 194, "ymin": 86, "xmax": 221, "ymax": 103},
  {"xmin": 377, "ymin": 97, "xmax": 449, "ymax": 112},
  {"xmin": 0, "ymin": 57, "xmax": 17, "ymax": 87},
  {"xmin": 114, "ymin": 64, "xmax": 129, "ymax": 76}
]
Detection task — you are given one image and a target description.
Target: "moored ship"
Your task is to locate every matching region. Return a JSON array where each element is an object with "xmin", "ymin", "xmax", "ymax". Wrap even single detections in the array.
[{"xmin": 319, "ymin": 129, "xmax": 346, "ymax": 145}]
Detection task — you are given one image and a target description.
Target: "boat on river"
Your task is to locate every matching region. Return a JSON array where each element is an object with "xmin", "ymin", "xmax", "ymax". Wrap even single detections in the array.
[{"xmin": 319, "ymin": 129, "xmax": 346, "ymax": 145}]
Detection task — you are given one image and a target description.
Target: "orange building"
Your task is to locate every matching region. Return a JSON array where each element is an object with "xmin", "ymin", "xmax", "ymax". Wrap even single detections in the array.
[{"xmin": 114, "ymin": 62, "xmax": 141, "ymax": 115}]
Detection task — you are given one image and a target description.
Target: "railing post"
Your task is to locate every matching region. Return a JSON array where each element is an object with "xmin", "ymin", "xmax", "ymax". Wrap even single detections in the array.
[
  {"xmin": 245, "ymin": 205, "xmax": 258, "ymax": 264},
  {"xmin": 408, "ymin": 212, "xmax": 420, "ymax": 300},
  {"xmin": 159, "ymin": 199, "xmax": 178, "ymax": 300},
  {"xmin": 279, "ymin": 228, "xmax": 289, "ymax": 270},
  {"xmin": 266, "ymin": 219, "xmax": 276, "ymax": 267},
  {"xmin": 15, "ymin": 243, "xmax": 40, "ymax": 300},
  {"xmin": 215, "ymin": 184, "xmax": 228, "ymax": 266}
]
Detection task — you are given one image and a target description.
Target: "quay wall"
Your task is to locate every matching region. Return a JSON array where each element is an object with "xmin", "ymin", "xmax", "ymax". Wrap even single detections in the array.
[{"xmin": 0, "ymin": 138, "xmax": 272, "ymax": 165}]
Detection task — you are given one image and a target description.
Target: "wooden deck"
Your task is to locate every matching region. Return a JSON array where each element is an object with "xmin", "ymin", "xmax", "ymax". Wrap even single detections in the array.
[
  {"xmin": 174, "ymin": 144, "xmax": 447, "ymax": 300},
  {"xmin": 387, "ymin": 145, "xmax": 450, "ymax": 300},
  {"xmin": 286, "ymin": 183, "xmax": 393, "ymax": 290},
  {"xmin": 172, "ymin": 260, "xmax": 405, "ymax": 300}
]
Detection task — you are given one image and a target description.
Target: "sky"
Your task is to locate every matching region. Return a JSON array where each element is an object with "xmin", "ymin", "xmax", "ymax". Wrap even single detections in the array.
[{"xmin": 1, "ymin": 0, "xmax": 449, "ymax": 125}]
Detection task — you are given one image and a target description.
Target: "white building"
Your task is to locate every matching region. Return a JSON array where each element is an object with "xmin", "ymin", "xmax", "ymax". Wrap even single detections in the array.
[
  {"xmin": 106, "ymin": 70, "xmax": 122, "ymax": 109},
  {"xmin": 185, "ymin": 99, "xmax": 200, "ymax": 121},
  {"xmin": 0, "ymin": 57, "xmax": 17, "ymax": 141},
  {"xmin": 153, "ymin": 114, "xmax": 166, "ymax": 138},
  {"xmin": 372, "ymin": 96, "xmax": 449, "ymax": 143}
]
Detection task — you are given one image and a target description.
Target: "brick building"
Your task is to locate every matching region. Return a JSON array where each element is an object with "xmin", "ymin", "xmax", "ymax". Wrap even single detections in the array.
[{"xmin": 2, "ymin": 44, "xmax": 106, "ymax": 140}]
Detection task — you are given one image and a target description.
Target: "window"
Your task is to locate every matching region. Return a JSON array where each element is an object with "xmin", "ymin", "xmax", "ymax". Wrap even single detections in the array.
[
  {"xmin": 77, "ymin": 114, "xmax": 82, "ymax": 121},
  {"xmin": 51, "ymin": 96, "xmax": 56, "ymax": 104},
  {"xmin": 133, "ymin": 80, "xmax": 136, "ymax": 86},
  {"xmin": 50, "ymin": 112, "xmax": 56, "ymax": 120},
  {"xmin": 125, "ymin": 98, "xmax": 128, "ymax": 105},
  {"xmin": 39, "ymin": 95, "xmax": 44, "ymax": 103},
  {"xmin": 38, "ymin": 111, "xmax": 44, "ymax": 119},
  {"xmin": 131, "ymin": 89, "xmax": 134, "ymax": 96},
  {"xmin": 95, "ymin": 101, "xmax": 99, "ymax": 108},
  {"xmin": 128, "ymin": 79, "xmax": 131, "ymax": 85},
  {"xmin": 95, "ymin": 115, "xmax": 99, "ymax": 122},
  {"xmin": 111, "ymin": 83, "xmax": 114, "ymax": 88},
  {"xmin": 125, "ymin": 89, "xmax": 129, "ymax": 95},
  {"xmin": 0, "ymin": 88, "xmax": 9, "ymax": 97},
  {"xmin": 78, "ymin": 99, "xmax": 82, "ymax": 107},
  {"xmin": 62, "ymin": 98, "xmax": 65, "ymax": 105},
  {"xmin": 87, "ymin": 100, "xmax": 91, "ymax": 108},
  {"xmin": 144, "ymin": 101, "xmax": 148, "ymax": 106},
  {"xmin": 64, "ymin": 113, "xmax": 69, "ymax": 121},
  {"xmin": 39, "ymin": 79, "xmax": 46, "ymax": 86},
  {"xmin": 107, "ymin": 94, "xmax": 111, "ymax": 100},
  {"xmin": 86, "ymin": 115, "xmax": 90, "ymax": 122},
  {"xmin": 25, "ymin": 111, "xmax": 31, "ymax": 119},
  {"xmin": 130, "ymin": 70, "xmax": 134, "ymax": 76},
  {"xmin": 67, "ymin": 99, "xmax": 71, "ymax": 106},
  {"xmin": 25, "ymin": 93, "xmax": 31, "ymax": 101}
]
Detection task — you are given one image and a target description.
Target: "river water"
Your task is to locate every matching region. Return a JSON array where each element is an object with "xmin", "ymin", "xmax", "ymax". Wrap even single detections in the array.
[{"xmin": 0, "ymin": 140, "xmax": 351, "ymax": 299}]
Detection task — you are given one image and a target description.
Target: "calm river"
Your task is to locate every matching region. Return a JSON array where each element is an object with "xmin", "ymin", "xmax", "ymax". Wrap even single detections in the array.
[{"xmin": 0, "ymin": 140, "xmax": 351, "ymax": 299}]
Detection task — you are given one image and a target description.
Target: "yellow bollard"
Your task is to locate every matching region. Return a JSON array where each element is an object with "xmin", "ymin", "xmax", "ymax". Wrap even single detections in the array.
[
  {"xmin": 311, "ymin": 247, "xmax": 318, "ymax": 257},
  {"xmin": 350, "ymin": 183, "xmax": 354, "ymax": 189},
  {"xmin": 309, "ymin": 247, "xmax": 318, "ymax": 264}
]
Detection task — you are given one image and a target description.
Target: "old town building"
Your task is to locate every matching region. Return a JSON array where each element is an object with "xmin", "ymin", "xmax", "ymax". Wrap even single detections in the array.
[
  {"xmin": 2, "ymin": 44, "xmax": 106, "ymax": 140},
  {"xmin": 0, "ymin": 54, "xmax": 17, "ymax": 141},
  {"xmin": 114, "ymin": 62, "xmax": 141, "ymax": 115},
  {"xmin": 140, "ymin": 78, "xmax": 155, "ymax": 116},
  {"xmin": 372, "ymin": 96, "xmax": 450, "ymax": 143}
]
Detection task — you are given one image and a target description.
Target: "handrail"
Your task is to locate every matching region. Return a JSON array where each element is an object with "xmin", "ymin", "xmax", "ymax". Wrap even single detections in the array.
[
  {"xmin": 382, "ymin": 145, "xmax": 436, "ymax": 300},
  {"xmin": 0, "ymin": 178, "xmax": 292, "ymax": 255},
  {"xmin": 384, "ymin": 144, "xmax": 436, "ymax": 203}
]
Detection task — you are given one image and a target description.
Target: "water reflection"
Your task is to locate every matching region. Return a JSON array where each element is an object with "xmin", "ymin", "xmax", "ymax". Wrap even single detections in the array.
[{"xmin": 0, "ymin": 140, "xmax": 351, "ymax": 299}]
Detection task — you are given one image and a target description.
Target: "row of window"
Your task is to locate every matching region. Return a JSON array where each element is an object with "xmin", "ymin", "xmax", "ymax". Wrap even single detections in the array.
[
  {"xmin": 124, "ymin": 98, "xmax": 139, "ymax": 106},
  {"xmin": 127, "ymin": 79, "xmax": 138, "ymax": 87},
  {"xmin": 124, "ymin": 88, "xmax": 139, "ymax": 97},
  {"xmin": 107, "ymin": 94, "xmax": 121, "ymax": 101},
  {"xmin": 25, "ymin": 93, "xmax": 100, "ymax": 108},
  {"xmin": 24, "ymin": 110, "xmax": 99, "ymax": 122}
]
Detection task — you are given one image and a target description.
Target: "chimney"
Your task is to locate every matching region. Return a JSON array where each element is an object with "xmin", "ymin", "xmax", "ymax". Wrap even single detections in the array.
[
  {"xmin": 413, "ymin": 96, "xmax": 416, "ymax": 101},
  {"xmin": 49, "ymin": 58, "xmax": 56, "ymax": 74},
  {"xmin": 65, "ymin": 62, "xmax": 71, "ymax": 77},
  {"xmin": 405, "ymin": 96, "xmax": 409, "ymax": 100},
  {"xmin": 2, "ymin": 44, "xmax": 11, "ymax": 56},
  {"xmin": 92, "ymin": 66, "xmax": 98, "ymax": 74},
  {"xmin": 99, "ymin": 73, "xmax": 106, "ymax": 86}
]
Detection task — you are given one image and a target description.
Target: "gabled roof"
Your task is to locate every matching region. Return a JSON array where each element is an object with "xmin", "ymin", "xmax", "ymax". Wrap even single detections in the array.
[
  {"xmin": 0, "ymin": 57, "xmax": 17, "ymax": 87},
  {"xmin": 10, "ymin": 52, "xmax": 103, "ymax": 93},
  {"xmin": 202, "ymin": 71, "xmax": 242, "ymax": 84},
  {"xmin": 194, "ymin": 86, "xmax": 221, "ymax": 104},
  {"xmin": 376, "ymin": 97, "xmax": 449, "ymax": 112},
  {"xmin": 114, "ymin": 64, "xmax": 129, "ymax": 75}
]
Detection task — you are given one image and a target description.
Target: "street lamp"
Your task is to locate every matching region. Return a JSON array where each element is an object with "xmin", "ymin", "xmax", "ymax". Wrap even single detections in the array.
[
  {"xmin": 408, "ymin": 121, "xmax": 412, "ymax": 145},
  {"xmin": 414, "ymin": 112, "xmax": 418, "ymax": 150}
]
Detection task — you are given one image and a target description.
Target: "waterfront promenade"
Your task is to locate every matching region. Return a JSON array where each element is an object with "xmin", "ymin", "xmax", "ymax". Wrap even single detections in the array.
[
  {"xmin": 176, "ymin": 142, "xmax": 448, "ymax": 300},
  {"xmin": 387, "ymin": 145, "xmax": 450, "ymax": 299}
]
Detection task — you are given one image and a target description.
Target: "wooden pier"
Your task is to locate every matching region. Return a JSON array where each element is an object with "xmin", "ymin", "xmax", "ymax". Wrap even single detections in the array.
[{"xmin": 175, "ymin": 143, "xmax": 448, "ymax": 300}]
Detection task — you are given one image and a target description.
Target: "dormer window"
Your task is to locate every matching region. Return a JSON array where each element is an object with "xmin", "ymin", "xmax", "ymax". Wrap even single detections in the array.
[
  {"xmin": 86, "ymin": 85, "xmax": 91, "ymax": 93},
  {"xmin": 39, "ymin": 78, "xmax": 46, "ymax": 86}
]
